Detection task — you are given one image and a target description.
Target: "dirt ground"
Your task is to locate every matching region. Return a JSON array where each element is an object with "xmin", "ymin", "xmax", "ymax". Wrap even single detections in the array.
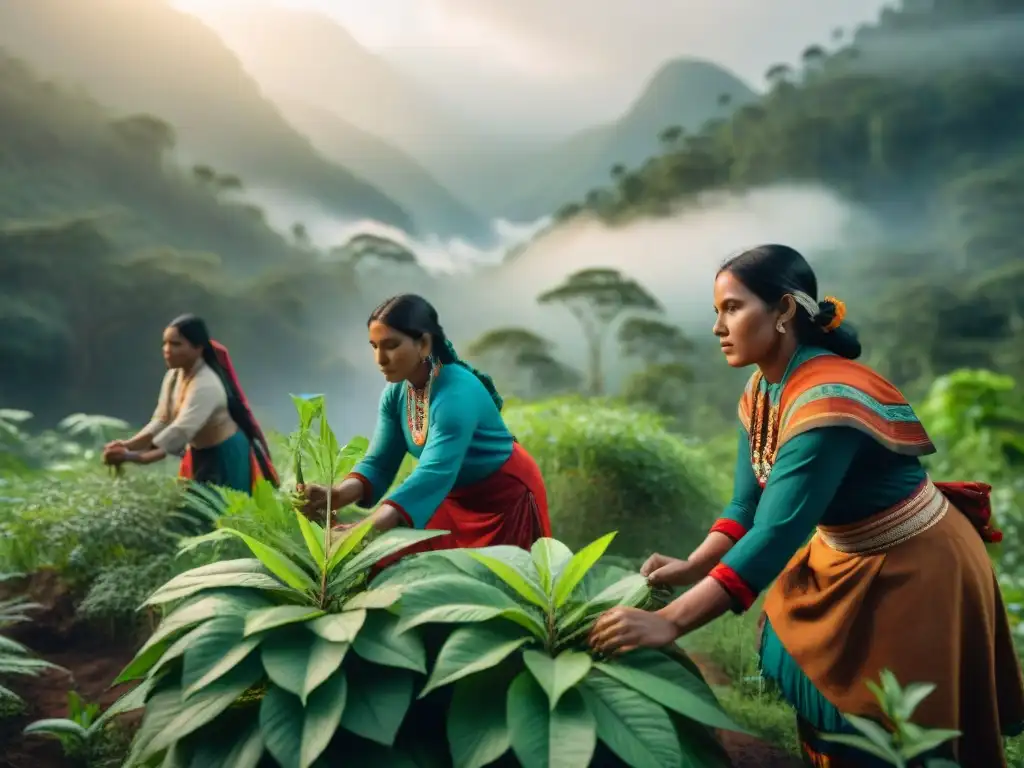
[{"xmin": 1, "ymin": 571, "xmax": 801, "ymax": 768}]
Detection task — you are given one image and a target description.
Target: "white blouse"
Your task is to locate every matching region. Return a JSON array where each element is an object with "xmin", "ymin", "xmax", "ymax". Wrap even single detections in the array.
[{"xmin": 141, "ymin": 359, "xmax": 237, "ymax": 456}]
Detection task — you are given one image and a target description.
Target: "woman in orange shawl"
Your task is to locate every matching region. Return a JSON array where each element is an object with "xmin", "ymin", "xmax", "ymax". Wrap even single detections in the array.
[{"xmin": 589, "ymin": 245, "xmax": 1024, "ymax": 766}]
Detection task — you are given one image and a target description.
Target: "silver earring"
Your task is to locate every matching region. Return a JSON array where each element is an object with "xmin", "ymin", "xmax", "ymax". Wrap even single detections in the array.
[{"xmin": 776, "ymin": 321, "xmax": 786, "ymax": 334}]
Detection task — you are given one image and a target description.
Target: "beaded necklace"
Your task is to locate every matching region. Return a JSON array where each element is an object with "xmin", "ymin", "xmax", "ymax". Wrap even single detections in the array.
[
  {"xmin": 748, "ymin": 350, "xmax": 805, "ymax": 487},
  {"xmin": 748, "ymin": 372, "xmax": 780, "ymax": 487},
  {"xmin": 406, "ymin": 362, "xmax": 441, "ymax": 446}
]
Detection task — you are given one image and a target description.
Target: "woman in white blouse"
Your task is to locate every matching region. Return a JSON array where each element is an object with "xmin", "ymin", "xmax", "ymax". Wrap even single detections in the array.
[{"xmin": 102, "ymin": 315, "xmax": 278, "ymax": 491}]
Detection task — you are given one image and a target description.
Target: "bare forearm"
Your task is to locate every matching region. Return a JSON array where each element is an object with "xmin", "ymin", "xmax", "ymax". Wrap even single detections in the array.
[
  {"xmin": 124, "ymin": 448, "xmax": 166, "ymax": 465},
  {"xmin": 685, "ymin": 532, "xmax": 735, "ymax": 579},
  {"xmin": 656, "ymin": 577, "xmax": 733, "ymax": 637},
  {"xmin": 124, "ymin": 432, "xmax": 155, "ymax": 451},
  {"xmin": 328, "ymin": 478, "xmax": 368, "ymax": 511},
  {"xmin": 367, "ymin": 504, "xmax": 403, "ymax": 532}
]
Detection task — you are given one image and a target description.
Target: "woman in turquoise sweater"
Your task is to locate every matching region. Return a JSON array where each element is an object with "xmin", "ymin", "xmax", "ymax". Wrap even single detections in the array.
[
  {"xmin": 589, "ymin": 245, "xmax": 1024, "ymax": 767},
  {"xmin": 301, "ymin": 294, "xmax": 551, "ymax": 555}
]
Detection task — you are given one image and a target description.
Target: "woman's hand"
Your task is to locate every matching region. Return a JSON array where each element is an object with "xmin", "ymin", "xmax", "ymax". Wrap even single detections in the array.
[
  {"xmin": 103, "ymin": 445, "xmax": 128, "ymax": 466},
  {"xmin": 296, "ymin": 483, "xmax": 331, "ymax": 518},
  {"xmin": 588, "ymin": 607, "xmax": 681, "ymax": 655},
  {"xmin": 641, "ymin": 553, "xmax": 698, "ymax": 588},
  {"xmin": 104, "ymin": 439, "xmax": 127, "ymax": 452}
]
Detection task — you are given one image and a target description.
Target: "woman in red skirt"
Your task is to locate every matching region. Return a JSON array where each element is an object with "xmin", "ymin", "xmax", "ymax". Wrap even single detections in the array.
[{"xmin": 300, "ymin": 294, "xmax": 551, "ymax": 555}]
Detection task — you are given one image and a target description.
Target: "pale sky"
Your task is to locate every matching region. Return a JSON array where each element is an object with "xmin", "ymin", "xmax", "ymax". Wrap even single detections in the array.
[
  {"xmin": 175, "ymin": 0, "xmax": 890, "ymax": 132},
  {"xmin": 176, "ymin": 0, "xmax": 889, "ymax": 86}
]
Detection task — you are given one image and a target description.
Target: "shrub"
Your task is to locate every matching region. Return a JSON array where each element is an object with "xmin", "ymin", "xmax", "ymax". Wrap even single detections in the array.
[
  {"xmin": 0, "ymin": 573, "xmax": 61, "ymax": 707},
  {"xmin": 504, "ymin": 398, "xmax": 723, "ymax": 558},
  {"xmin": 378, "ymin": 534, "xmax": 742, "ymax": 767}
]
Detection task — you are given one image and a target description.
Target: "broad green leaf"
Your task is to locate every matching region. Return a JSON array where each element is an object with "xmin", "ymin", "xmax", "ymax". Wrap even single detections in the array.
[
  {"xmin": 468, "ymin": 552, "xmax": 548, "ymax": 609},
  {"xmin": 150, "ymin": 620, "xmax": 222, "ymax": 679},
  {"xmin": 396, "ymin": 575, "xmax": 546, "ymax": 639},
  {"xmin": 507, "ymin": 671, "xmax": 596, "ymax": 768},
  {"xmin": 95, "ymin": 677, "xmax": 155, "ymax": 728},
  {"xmin": 338, "ymin": 528, "xmax": 450, "ymax": 578},
  {"xmin": 142, "ymin": 559, "xmax": 275, "ymax": 606},
  {"xmin": 579, "ymin": 671, "xmax": 682, "ymax": 768},
  {"xmin": 182, "ymin": 617, "xmax": 261, "ymax": 698},
  {"xmin": 126, "ymin": 687, "xmax": 184, "ymax": 765},
  {"xmin": 844, "ymin": 714, "xmax": 905, "ymax": 760},
  {"xmin": 340, "ymin": 661, "xmax": 414, "ymax": 747},
  {"xmin": 326, "ymin": 519, "xmax": 375, "ymax": 573},
  {"xmin": 260, "ymin": 685, "xmax": 304, "ymax": 768},
  {"xmin": 351, "ymin": 611, "xmax": 427, "ymax": 674},
  {"xmin": 819, "ymin": 731, "xmax": 902, "ymax": 762},
  {"xmin": 595, "ymin": 651, "xmax": 746, "ymax": 733},
  {"xmin": 557, "ymin": 573, "xmax": 650, "ymax": 634},
  {"xmin": 245, "ymin": 605, "xmax": 325, "ymax": 637},
  {"xmin": 308, "ymin": 610, "xmax": 367, "ymax": 643},
  {"xmin": 114, "ymin": 639, "xmax": 173, "ymax": 685},
  {"xmin": 420, "ymin": 622, "xmax": 534, "ymax": 698},
  {"xmin": 296, "ymin": 512, "xmax": 325, "ymax": 566},
  {"xmin": 900, "ymin": 726, "xmax": 961, "ymax": 760},
  {"xmin": 522, "ymin": 650, "xmax": 592, "ymax": 710},
  {"xmin": 214, "ymin": 529, "xmax": 319, "ymax": 594},
  {"xmin": 553, "ymin": 533, "xmax": 617, "ymax": 608},
  {"xmin": 447, "ymin": 664, "xmax": 515, "ymax": 768},
  {"xmin": 141, "ymin": 572, "xmax": 287, "ymax": 607},
  {"xmin": 141, "ymin": 658, "xmax": 263, "ymax": 759},
  {"xmin": 261, "ymin": 630, "xmax": 349, "ymax": 703},
  {"xmin": 894, "ymin": 681, "xmax": 937, "ymax": 722},
  {"xmin": 344, "ymin": 587, "xmax": 402, "ymax": 611},
  {"xmin": 136, "ymin": 592, "xmax": 261, "ymax": 660},
  {"xmin": 22, "ymin": 719, "xmax": 90, "ymax": 740},
  {"xmin": 301, "ymin": 669, "xmax": 348, "ymax": 767},
  {"xmin": 531, "ymin": 538, "xmax": 573, "ymax": 594},
  {"xmin": 189, "ymin": 719, "xmax": 264, "ymax": 768}
]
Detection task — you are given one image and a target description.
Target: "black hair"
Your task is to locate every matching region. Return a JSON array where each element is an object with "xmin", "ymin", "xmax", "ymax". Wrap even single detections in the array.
[
  {"xmin": 368, "ymin": 294, "xmax": 504, "ymax": 410},
  {"xmin": 168, "ymin": 314, "xmax": 276, "ymax": 482},
  {"xmin": 718, "ymin": 244, "xmax": 862, "ymax": 360}
]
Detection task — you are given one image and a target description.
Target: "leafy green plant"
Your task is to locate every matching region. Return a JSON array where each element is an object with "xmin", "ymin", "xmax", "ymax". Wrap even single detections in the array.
[
  {"xmin": 503, "ymin": 398, "xmax": 721, "ymax": 558},
  {"xmin": 107, "ymin": 397, "xmax": 448, "ymax": 766},
  {"xmin": 378, "ymin": 533, "xmax": 744, "ymax": 768},
  {"xmin": 23, "ymin": 690, "xmax": 104, "ymax": 760},
  {"xmin": 0, "ymin": 573, "xmax": 61, "ymax": 705},
  {"xmin": 820, "ymin": 669, "xmax": 960, "ymax": 767}
]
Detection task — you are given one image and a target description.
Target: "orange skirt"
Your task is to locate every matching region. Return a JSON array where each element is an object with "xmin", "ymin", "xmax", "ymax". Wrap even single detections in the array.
[{"xmin": 763, "ymin": 480, "xmax": 1024, "ymax": 767}]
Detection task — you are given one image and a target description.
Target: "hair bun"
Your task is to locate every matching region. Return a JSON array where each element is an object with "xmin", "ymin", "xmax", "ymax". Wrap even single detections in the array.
[{"xmin": 816, "ymin": 296, "xmax": 846, "ymax": 333}]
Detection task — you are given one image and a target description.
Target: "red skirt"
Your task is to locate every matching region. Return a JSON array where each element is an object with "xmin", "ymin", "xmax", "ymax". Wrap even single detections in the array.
[{"xmin": 376, "ymin": 442, "xmax": 552, "ymax": 569}]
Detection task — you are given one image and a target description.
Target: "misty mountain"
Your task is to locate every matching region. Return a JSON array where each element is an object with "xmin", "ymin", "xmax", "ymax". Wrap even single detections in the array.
[
  {"xmin": 190, "ymin": 6, "xmax": 555, "ymax": 218},
  {"xmin": 266, "ymin": 98, "xmax": 492, "ymax": 242},
  {"xmin": 0, "ymin": 0, "xmax": 414, "ymax": 233},
  {"xmin": 500, "ymin": 59, "xmax": 757, "ymax": 220}
]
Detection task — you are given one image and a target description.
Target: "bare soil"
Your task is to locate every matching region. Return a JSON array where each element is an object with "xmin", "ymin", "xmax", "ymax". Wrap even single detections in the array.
[{"xmin": 0, "ymin": 572, "xmax": 802, "ymax": 767}]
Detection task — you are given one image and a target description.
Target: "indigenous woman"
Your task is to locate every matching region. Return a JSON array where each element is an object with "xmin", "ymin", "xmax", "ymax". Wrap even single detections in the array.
[
  {"xmin": 102, "ymin": 314, "xmax": 278, "ymax": 492},
  {"xmin": 589, "ymin": 245, "xmax": 1024, "ymax": 767},
  {"xmin": 300, "ymin": 294, "xmax": 551, "ymax": 555}
]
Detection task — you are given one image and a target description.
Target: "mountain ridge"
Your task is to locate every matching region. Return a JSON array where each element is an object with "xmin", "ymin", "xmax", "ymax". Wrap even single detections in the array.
[{"xmin": 0, "ymin": 0, "xmax": 415, "ymax": 233}]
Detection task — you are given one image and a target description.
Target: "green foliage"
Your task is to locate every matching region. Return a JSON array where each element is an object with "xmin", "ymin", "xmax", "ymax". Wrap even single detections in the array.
[
  {"xmin": 378, "ymin": 533, "xmax": 741, "ymax": 767},
  {"xmin": 0, "ymin": 575, "xmax": 62, "ymax": 706},
  {"xmin": 538, "ymin": 268, "xmax": 663, "ymax": 395},
  {"xmin": 505, "ymin": 399, "xmax": 721, "ymax": 557},
  {"xmin": 822, "ymin": 670, "xmax": 960, "ymax": 767},
  {"xmin": 466, "ymin": 327, "xmax": 582, "ymax": 401},
  {"xmin": 22, "ymin": 690, "xmax": 130, "ymax": 766}
]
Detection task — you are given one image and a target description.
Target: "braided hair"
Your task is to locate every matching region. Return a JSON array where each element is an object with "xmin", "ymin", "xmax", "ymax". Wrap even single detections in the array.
[
  {"xmin": 368, "ymin": 295, "xmax": 504, "ymax": 410},
  {"xmin": 718, "ymin": 245, "xmax": 861, "ymax": 359}
]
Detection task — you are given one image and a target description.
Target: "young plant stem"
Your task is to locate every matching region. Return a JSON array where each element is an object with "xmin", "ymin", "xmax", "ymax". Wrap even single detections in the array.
[{"xmin": 320, "ymin": 481, "xmax": 332, "ymax": 608}]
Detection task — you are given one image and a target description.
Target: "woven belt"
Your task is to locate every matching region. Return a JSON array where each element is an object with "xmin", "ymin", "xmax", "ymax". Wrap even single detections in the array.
[{"xmin": 816, "ymin": 480, "xmax": 948, "ymax": 555}]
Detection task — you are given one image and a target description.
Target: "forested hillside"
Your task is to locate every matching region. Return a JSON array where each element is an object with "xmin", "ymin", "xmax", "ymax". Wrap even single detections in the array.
[
  {"xmin": 549, "ymin": 0, "xmax": 1024, "ymax": 396},
  {"xmin": 0, "ymin": 0, "xmax": 413, "ymax": 231}
]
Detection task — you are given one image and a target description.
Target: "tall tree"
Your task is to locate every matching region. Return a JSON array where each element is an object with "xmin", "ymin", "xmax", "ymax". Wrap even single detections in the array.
[
  {"xmin": 538, "ymin": 268, "xmax": 661, "ymax": 395},
  {"xmin": 466, "ymin": 327, "xmax": 581, "ymax": 399}
]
